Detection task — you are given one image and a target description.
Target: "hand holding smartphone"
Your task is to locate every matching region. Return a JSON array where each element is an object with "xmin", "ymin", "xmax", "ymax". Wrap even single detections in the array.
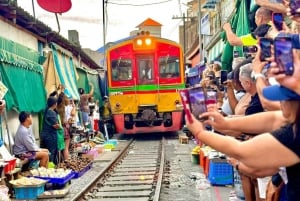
[
  {"xmin": 272, "ymin": 13, "xmax": 284, "ymax": 31},
  {"xmin": 259, "ymin": 37, "xmax": 272, "ymax": 61},
  {"xmin": 188, "ymin": 87, "xmax": 209, "ymax": 122},
  {"xmin": 274, "ymin": 37, "xmax": 294, "ymax": 75},
  {"xmin": 290, "ymin": 0, "xmax": 300, "ymax": 16},
  {"xmin": 220, "ymin": 70, "xmax": 228, "ymax": 85},
  {"xmin": 179, "ymin": 89, "xmax": 193, "ymax": 124}
]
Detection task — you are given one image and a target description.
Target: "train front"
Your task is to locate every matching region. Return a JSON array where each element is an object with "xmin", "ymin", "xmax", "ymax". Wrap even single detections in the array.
[{"xmin": 106, "ymin": 32, "xmax": 185, "ymax": 134}]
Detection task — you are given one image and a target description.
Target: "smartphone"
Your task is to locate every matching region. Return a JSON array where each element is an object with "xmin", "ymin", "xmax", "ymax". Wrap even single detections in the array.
[
  {"xmin": 233, "ymin": 50, "xmax": 239, "ymax": 58},
  {"xmin": 179, "ymin": 89, "xmax": 193, "ymax": 124},
  {"xmin": 272, "ymin": 13, "xmax": 284, "ymax": 31},
  {"xmin": 206, "ymin": 90, "xmax": 217, "ymax": 105},
  {"xmin": 274, "ymin": 37, "xmax": 294, "ymax": 75},
  {"xmin": 259, "ymin": 37, "xmax": 272, "ymax": 61},
  {"xmin": 220, "ymin": 70, "xmax": 228, "ymax": 84},
  {"xmin": 290, "ymin": 0, "xmax": 300, "ymax": 16},
  {"xmin": 188, "ymin": 87, "xmax": 208, "ymax": 121}
]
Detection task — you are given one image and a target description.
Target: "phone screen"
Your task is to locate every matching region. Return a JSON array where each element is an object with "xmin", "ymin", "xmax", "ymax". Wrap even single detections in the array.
[
  {"xmin": 259, "ymin": 38, "xmax": 272, "ymax": 61},
  {"xmin": 220, "ymin": 70, "xmax": 228, "ymax": 84},
  {"xmin": 179, "ymin": 89, "xmax": 193, "ymax": 123},
  {"xmin": 273, "ymin": 13, "xmax": 283, "ymax": 31},
  {"xmin": 274, "ymin": 37, "xmax": 294, "ymax": 75},
  {"xmin": 188, "ymin": 87, "xmax": 207, "ymax": 121},
  {"xmin": 290, "ymin": 0, "xmax": 300, "ymax": 16},
  {"xmin": 206, "ymin": 90, "xmax": 217, "ymax": 105}
]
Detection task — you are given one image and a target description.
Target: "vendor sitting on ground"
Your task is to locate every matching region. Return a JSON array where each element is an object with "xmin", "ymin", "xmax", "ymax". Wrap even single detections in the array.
[{"xmin": 13, "ymin": 111, "xmax": 49, "ymax": 168}]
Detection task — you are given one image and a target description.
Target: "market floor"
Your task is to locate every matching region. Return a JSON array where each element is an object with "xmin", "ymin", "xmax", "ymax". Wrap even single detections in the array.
[{"xmin": 160, "ymin": 137, "xmax": 238, "ymax": 201}]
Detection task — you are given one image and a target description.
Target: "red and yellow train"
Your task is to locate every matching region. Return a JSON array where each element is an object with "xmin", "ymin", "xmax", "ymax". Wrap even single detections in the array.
[{"xmin": 106, "ymin": 31, "xmax": 185, "ymax": 134}]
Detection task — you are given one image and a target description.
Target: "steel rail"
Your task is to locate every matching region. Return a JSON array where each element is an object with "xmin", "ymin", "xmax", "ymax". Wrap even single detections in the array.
[
  {"xmin": 70, "ymin": 138, "xmax": 134, "ymax": 201},
  {"xmin": 152, "ymin": 137, "xmax": 165, "ymax": 201}
]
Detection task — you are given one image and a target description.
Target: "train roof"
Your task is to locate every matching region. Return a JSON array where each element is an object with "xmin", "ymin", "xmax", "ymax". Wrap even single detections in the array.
[{"xmin": 97, "ymin": 35, "xmax": 180, "ymax": 53}]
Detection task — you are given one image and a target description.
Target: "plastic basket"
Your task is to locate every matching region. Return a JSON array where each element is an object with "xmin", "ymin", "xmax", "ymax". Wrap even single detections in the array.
[
  {"xmin": 199, "ymin": 149, "xmax": 206, "ymax": 168},
  {"xmin": 73, "ymin": 163, "xmax": 93, "ymax": 178},
  {"xmin": 4, "ymin": 158, "xmax": 16, "ymax": 173},
  {"xmin": 14, "ymin": 184, "xmax": 45, "ymax": 200},
  {"xmin": 35, "ymin": 172, "xmax": 74, "ymax": 185},
  {"xmin": 208, "ymin": 158, "xmax": 233, "ymax": 185}
]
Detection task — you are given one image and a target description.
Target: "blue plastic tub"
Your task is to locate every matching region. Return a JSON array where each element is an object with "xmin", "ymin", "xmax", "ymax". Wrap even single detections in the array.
[
  {"xmin": 14, "ymin": 184, "xmax": 45, "ymax": 200},
  {"xmin": 208, "ymin": 158, "xmax": 233, "ymax": 186}
]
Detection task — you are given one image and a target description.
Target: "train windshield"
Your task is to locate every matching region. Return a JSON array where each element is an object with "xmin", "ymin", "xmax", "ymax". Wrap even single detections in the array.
[
  {"xmin": 159, "ymin": 56, "xmax": 180, "ymax": 78},
  {"xmin": 111, "ymin": 58, "xmax": 132, "ymax": 81},
  {"xmin": 138, "ymin": 56, "xmax": 155, "ymax": 84}
]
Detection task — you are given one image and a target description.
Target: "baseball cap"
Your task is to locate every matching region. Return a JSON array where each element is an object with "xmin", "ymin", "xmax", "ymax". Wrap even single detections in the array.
[{"xmin": 263, "ymin": 85, "xmax": 300, "ymax": 101}]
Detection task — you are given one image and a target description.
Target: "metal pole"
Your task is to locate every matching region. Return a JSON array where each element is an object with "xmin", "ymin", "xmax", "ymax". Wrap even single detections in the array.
[
  {"xmin": 183, "ymin": 13, "xmax": 186, "ymax": 54},
  {"xmin": 198, "ymin": 0, "xmax": 203, "ymax": 61},
  {"xmin": 100, "ymin": 0, "xmax": 107, "ymax": 133}
]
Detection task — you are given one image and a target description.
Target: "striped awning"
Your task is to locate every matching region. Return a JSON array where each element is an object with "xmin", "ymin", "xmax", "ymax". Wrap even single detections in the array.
[
  {"xmin": 50, "ymin": 43, "xmax": 80, "ymax": 100},
  {"xmin": 207, "ymin": 40, "xmax": 225, "ymax": 62}
]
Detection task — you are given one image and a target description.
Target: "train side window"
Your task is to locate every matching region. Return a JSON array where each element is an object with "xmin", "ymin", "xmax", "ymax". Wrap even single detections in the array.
[
  {"xmin": 111, "ymin": 58, "xmax": 132, "ymax": 81},
  {"xmin": 159, "ymin": 56, "xmax": 180, "ymax": 78}
]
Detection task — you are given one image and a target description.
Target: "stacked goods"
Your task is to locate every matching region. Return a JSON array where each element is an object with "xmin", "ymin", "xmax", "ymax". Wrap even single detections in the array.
[
  {"xmin": 29, "ymin": 167, "xmax": 72, "ymax": 178},
  {"xmin": 57, "ymin": 157, "xmax": 92, "ymax": 177},
  {"xmin": 191, "ymin": 146, "xmax": 200, "ymax": 164},
  {"xmin": 10, "ymin": 177, "xmax": 47, "ymax": 200},
  {"xmin": 90, "ymin": 136, "xmax": 105, "ymax": 144},
  {"xmin": 10, "ymin": 177, "xmax": 46, "ymax": 186},
  {"xmin": 191, "ymin": 145, "xmax": 200, "ymax": 155},
  {"xmin": 20, "ymin": 168, "xmax": 74, "ymax": 186},
  {"xmin": 38, "ymin": 189, "xmax": 69, "ymax": 198}
]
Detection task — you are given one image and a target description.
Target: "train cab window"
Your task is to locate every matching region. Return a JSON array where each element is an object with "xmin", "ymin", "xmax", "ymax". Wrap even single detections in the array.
[
  {"xmin": 138, "ymin": 59, "xmax": 154, "ymax": 84},
  {"xmin": 111, "ymin": 58, "xmax": 132, "ymax": 81},
  {"xmin": 159, "ymin": 56, "xmax": 180, "ymax": 78}
]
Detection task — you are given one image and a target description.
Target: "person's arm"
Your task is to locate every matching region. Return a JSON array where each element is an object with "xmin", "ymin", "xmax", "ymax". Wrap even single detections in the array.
[
  {"xmin": 202, "ymin": 110, "xmax": 287, "ymax": 134},
  {"xmin": 223, "ymin": 23, "xmax": 243, "ymax": 46},
  {"xmin": 88, "ymin": 83, "xmax": 94, "ymax": 98},
  {"xmin": 251, "ymin": 48, "xmax": 281, "ymax": 111},
  {"xmin": 229, "ymin": 158, "xmax": 279, "ymax": 178},
  {"xmin": 226, "ymin": 82, "xmax": 239, "ymax": 112},
  {"xmin": 186, "ymin": 115, "xmax": 300, "ymax": 169},
  {"xmin": 255, "ymin": 0, "xmax": 286, "ymax": 13}
]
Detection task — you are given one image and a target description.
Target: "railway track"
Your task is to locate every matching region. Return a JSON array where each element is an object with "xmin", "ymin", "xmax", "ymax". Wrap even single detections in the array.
[{"xmin": 76, "ymin": 137, "xmax": 165, "ymax": 201}]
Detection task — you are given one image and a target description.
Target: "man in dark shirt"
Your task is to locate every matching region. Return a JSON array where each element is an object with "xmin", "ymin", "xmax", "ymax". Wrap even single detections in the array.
[{"xmin": 238, "ymin": 63, "xmax": 264, "ymax": 201}]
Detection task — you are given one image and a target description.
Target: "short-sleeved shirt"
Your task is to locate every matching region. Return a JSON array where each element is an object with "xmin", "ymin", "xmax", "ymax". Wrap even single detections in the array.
[
  {"xmin": 240, "ymin": 34, "xmax": 258, "ymax": 46},
  {"xmin": 272, "ymin": 124, "xmax": 300, "ymax": 200},
  {"xmin": 13, "ymin": 125, "xmax": 39, "ymax": 155},
  {"xmin": 245, "ymin": 93, "xmax": 264, "ymax": 116},
  {"xmin": 222, "ymin": 90, "xmax": 246, "ymax": 115}
]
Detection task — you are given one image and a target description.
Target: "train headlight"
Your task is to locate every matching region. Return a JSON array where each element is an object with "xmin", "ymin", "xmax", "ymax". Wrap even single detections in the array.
[
  {"xmin": 175, "ymin": 100, "xmax": 180, "ymax": 105},
  {"xmin": 136, "ymin": 39, "xmax": 143, "ymax": 46},
  {"xmin": 145, "ymin": 38, "xmax": 152, "ymax": 45},
  {"xmin": 116, "ymin": 103, "xmax": 121, "ymax": 108}
]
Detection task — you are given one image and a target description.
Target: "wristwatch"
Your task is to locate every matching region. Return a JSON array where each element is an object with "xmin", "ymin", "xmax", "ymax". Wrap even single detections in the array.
[{"xmin": 251, "ymin": 72, "xmax": 265, "ymax": 82}]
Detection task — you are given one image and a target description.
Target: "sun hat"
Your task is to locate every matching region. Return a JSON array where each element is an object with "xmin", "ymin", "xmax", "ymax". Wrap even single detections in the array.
[{"xmin": 262, "ymin": 85, "xmax": 300, "ymax": 101}]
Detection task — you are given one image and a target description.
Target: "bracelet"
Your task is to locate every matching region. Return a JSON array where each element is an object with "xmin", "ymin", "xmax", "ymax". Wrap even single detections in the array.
[{"xmin": 235, "ymin": 161, "xmax": 240, "ymax": 171}]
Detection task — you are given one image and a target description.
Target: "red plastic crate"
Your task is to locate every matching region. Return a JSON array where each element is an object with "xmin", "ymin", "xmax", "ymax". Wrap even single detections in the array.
[
  {"xmin": 204, "ymin": 157, "xmax": 210, "ymax": 177},
  {"xmin": 199, "ymin": 149, "xmax": 206, "ymax": 168},
  {"xmin": 4, "ymin": 158, "xmax": 16, "ymax": 173}
]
